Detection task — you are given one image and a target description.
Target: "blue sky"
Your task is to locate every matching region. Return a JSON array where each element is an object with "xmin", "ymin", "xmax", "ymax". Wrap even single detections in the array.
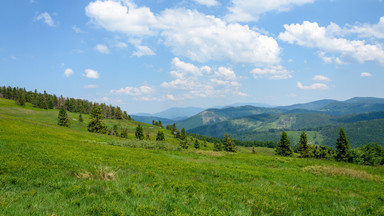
[{"xmin": 1, "ymin": 0, "xmax": 384, "ymax": 114}]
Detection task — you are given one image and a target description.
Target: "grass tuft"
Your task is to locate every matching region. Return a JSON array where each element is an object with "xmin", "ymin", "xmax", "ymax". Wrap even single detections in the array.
[{"xmin": 303, "ymin": 165, "xmax": 383, "ymax": 181}]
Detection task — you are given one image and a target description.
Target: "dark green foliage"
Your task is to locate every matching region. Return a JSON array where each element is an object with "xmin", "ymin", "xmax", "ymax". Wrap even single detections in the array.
[
  {"xmin": 87, "ymin": 106, "xmax": 108, "ymax": 134},
  {"xmin": 15, "ymin": 89, "xmax": 25, "ymax": 106},
  {"xmin": 156, "ymin": 131, "xmax": 165, "ymax": 141},
  {"xmin": 297, "ymin": 131, "xmax": 310, "ymax": 158},
  {"xmin": 113, "ymin": 124, "xmax": 119, "ymax": 137},
  {"xmin": 194, "ymin": 139, "xmax": 200, "ymax": 149},
  {"xmin": 252, "ymin": 147, "xmax": 256, "ymax": 154},
  {"xmin": 213, "ymin": 142, "xmax": 222, "ymax": 151},
  {"xmin": 135, "ymin": 124, "xmax": 144, "ymax": 140},
  {"xmin": 349, "ymin": 143, "xmax": 384, "ymax": 166},
  {"xmin": 79, "ymin": 113, "xmax": 84, "ymax": 122},
  {"xmin": 120, "ymin": 127, "xmax": 128, "ymax": 138},
  {"xmin": 223, "ymin": 133, "xmax": 236, "ymax": 152},
  {"xmin": 109, "ymin": 127, "xmax": 114, "ymax": 136},
  {"xmin": 180, "ymin": 128, "xmax": 187, "ymax": 141},
  {"xmin": 335, "ymin": 128, "xmax": 350, "ymax": 161},
  {"xmin": 275, "ymin": 131, "xmax": 293, "ymax": 156},
  {"xmin": 57, "ymin": 106, "xmax": 70, "ymax": 127},
  {"xmin": 312, "ymin": 145, "xmax": 335, "ymax": 159},
  {"xmin": 180, "ymin": 139, "xmax": 188, "ymax": 149}
]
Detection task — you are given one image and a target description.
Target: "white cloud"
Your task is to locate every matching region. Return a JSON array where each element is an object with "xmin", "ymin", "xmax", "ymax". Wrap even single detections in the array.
[
  {"xmin": 251, "ymin": 65, "xmax": 292, "ymax": 80},
  {"xmin": 360, "ymin": 72, "xmax": 372, "ymax": 77},
  {"xmin": 115, "ymin": 41, "xmax": 128, "ymax": 48},
  {"xmin": 130, "ymin": 39, "xmax": 155, "ymax": 56},
  {"xmin": 84, "ymin": 69, "xmax": 100, "ymax": 79},
  {"xmin": 161, "ymin": 58, "xmax": 246, "ymax": 99},
  {"xmin": 192, "ymin": 0, "xmax": 219, "ymax": 7},
  {"xmin": 297, "ymin": 81, "xmax": 328, "ymax": 90},
  {"xmin": 84, "ymin": 84, "xmax": 98, "ymax": 89},
  {"xmin": 348, "ymin": 17, "xmax": 384, "ymax": 39},
  {"xmin": 36, "ymin": 12, "xmax": 55, "ymax": 27},
  {"xmin": 226, "ymin": 0, "xmax": 314, "ymax": 22},
  {"xmin": 279, "ymin": 21, "xmax": 384, "ymax": 65},
  {"xmin": 85, "ymin": 1, "xmax": 280, "ymax": 65},
  {"xmin": 111, "ymin": 85, "xmax": 154, "ymax": 96},
  {"xmin": 312, "ymin": 75, "xmax": 331, "ymax": 82},
  {"xmin": 64, "ymin": 68, "xmax": 74, "ymax": 77},
  {"xmin": 94, "ymin": 44, "xmax": 110, "ymax": 54},
  {"xmin": 85, "ymin": 0, "xmax": 156, "ymax": 35}
]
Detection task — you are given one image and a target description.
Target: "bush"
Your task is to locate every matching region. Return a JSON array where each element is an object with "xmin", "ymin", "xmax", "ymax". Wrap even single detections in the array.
[{"xmin": 349, "ymin": 143, "xmax": 384, "ymax": 166}]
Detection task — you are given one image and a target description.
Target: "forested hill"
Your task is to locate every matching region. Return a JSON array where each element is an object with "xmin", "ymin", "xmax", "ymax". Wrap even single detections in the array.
[
  {"xmin": 178, "ymin": 97, "xmax": 384, "ymax": 148},
  {"xmin": 0, "ymin": 86, "xmax": 132, "ymax": 120}
]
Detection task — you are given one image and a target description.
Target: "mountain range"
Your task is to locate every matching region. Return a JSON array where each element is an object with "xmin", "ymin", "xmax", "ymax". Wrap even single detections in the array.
[{"xmin": 173, "ymin": 97, "xmax": 384, "ymax": 148}]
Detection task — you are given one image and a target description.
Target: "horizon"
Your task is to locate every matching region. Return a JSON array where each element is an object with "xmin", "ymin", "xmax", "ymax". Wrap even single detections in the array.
[{"xmin": 1, "ymin": 0, "xmax": 384, "ymax": 113}]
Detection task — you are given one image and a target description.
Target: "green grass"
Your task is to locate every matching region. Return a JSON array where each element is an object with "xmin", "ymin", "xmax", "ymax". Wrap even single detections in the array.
[{"xmin": 1, "ymin": 98, "xmax": 384, "ymax": 215}]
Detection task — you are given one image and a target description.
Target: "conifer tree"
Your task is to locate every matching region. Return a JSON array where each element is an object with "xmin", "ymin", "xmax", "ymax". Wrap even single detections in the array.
[
  {"xmin": 180, "ymin": 128, "xmax": 187, "ymax": 141},
  {"xmin": 16, "ymin": 89, "xmax": 26, "ymax": 106},
  {"xmin": 194, "ymin": 139, "xmax": 200, "ymax": 149},
  {"xmin": 79, "ymin": 113, "xmax": 84, "ymax": 122},
  {"xmin": 223, "ymin": 133, "xmax": 236, "ymax": 152},
  {"xmin": 113, "ymin": 124, "xmax": 119, "ymax": 137},
  {"xmin": 275, "ymin": 131, "xmax": 293, "ymax": 156},
  {"xmin": 120, "ymin": 127, "xmax": 128, "ymax": 138},
  {"xmin": 135, "ymin": 124, "xmax": 144, "ymax": 140},
  {"xmin": 336, "ymin": 127, "xmax": 350, "ymax": 161},
  {"xmin": 87, "ymin": 106, "xmax": 108, "ymax": 134},
  {"xmin": 297, "ymin": 131, "xmax": 309, "ymax": 158},
  {"xmin": 156, "ymin": 131, "xmax": 165, "ymax": 141},
  {"xmin": 57, "ymin": 106, "xmax": 70, "ymax": 127},
  {"xmin": 252, "ymin": 147, "xmax": 256, "ymax": 154},
  {"xmin": 213, "ymin": 142, "xmax": 222, "ymax": 151}
]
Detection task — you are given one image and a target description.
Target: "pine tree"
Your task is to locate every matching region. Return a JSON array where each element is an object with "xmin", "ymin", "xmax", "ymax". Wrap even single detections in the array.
[
  {"xmin": 275, "ymin": 131, "xmax": 293, "ymax": 156},
  {"xmin": 120, "ymin": 127, "xmax": 128, "ymax": 138},
  {"xmin": 156, "ymin": 131, "xmax": 165, "ymax": 141},
  {"xmin": 297, "ymin": 131, "xmax": 309, "ymax": 158},
  {"xmin": 87, "ymin": 106, "xmax": 108, "ymax": 134},
  {"xmin": 213, "ymin": 142, "xmax": 222, "ymax": 151},
  {"xmin": 16, "ymin": 89, "xmax": 26, "ymax": 106},
  {"xmin": 113, "ymin": 124, "xmax": 119, "ymax": 137},
  {"xmin": 135, "ymin": 124, "xmax": 144, "ymax": 140},
  {"xmin": 336, "ymin": 127, "xmax": 350, "ymax": 161},
  {"xmin": 57, "ymin": 106, "xmax": 70, "ymax": 127},
  {"xmin": 180, "ymin": 128, "xmax": 187, "ymax": 141},
  {"xmin": 194, "ymin": 139, "xmax": 200, "ymax": 149},
  {"xmin": 79, "ymin": 113, "xmax": 84, "ymax": 122},
  {"xmin": 223, "ymin": 133, "xmax": 236, "ymax": 152}
]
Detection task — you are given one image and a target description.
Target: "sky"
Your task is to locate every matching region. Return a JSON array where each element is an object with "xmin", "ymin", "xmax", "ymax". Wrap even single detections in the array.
[{"xmin": 1, "ymin": 0, "xmax": 384, "ymax": 114}]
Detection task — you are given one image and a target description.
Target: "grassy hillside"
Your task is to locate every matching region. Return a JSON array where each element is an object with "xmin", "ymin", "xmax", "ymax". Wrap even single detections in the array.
[{"xmin": 1, "ymin": 98, "xmax": 384, "ymax": 215}]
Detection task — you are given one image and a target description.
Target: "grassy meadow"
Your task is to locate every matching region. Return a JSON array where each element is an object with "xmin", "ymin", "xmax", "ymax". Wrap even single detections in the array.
[{"xmin": 0, "ymin": 98, "xmax": 384, "ymax": 215}]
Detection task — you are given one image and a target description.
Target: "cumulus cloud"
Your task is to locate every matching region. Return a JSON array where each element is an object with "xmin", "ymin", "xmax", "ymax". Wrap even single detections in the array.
[
  {"xmin": 251, "ymin": 65, "xmax": 292, "ymax": 80},
  {"xmin": 84, "ymin": 69, "xmax": 100, "ymax": 79},
  {"xmin": 111, "ymin": 85, "xmax": 154, "ymax": 96},
  {"xmin": 226, "ymin": 0, "xmax": 314, "ymax": 22},
  {"xmin": 312, "ymin": 75, "xmax": 331, "ymax": 82},
  {"xmin": 192, "ymin": 0, "xmax": 219, "ymax": 7},
  {"xmin": 36, "ymin": 12, "xmax": 55, "ymax": 27},
  {"xmin": 360, "ymin": 72, "xmax": 372, "ymax": 77},
  {"xmin": 297, "ymin": 81, "xmax": 328, "ymax": 90},
  {"xmin": 64, "ymin": 68, "xmax": 74, "ymax": 77},
  {"xmin": 130, "ymin": 39, "xmax": 155, "ymax": 56},
  {"xmin": 85, "ymin": 0, "xmax": 156, "ymax": 35},
  {"xmin": 279, "ymin": 21, "xmax": 384, "ymax": 65},
  {"xmin": 94, "ymin": 44, "xmax": 110, "ymax": 54},
  {"xmin": 348, "ymin": 17, "xmax": 384, "ymax": 39},
  {"xmin": 85, "ymin": 1, "xmax": 280, "ymax": 65},
  {"xmin": 161, "ymin": 58, "xmax": 246, "ymax": 98}
]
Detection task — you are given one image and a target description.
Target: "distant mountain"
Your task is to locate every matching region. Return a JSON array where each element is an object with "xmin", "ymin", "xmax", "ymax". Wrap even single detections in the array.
[
  {"xmin": 152, "ymin": 107, "xmax": 204, "ymax": 121},
  {"xmin": 180, "ymin": 97, "xmax": 384, "ymax": 148},
  {"xmin": 131, "ymin": 115, "xmax": 175, "ymax": 126},
  {"xmin": 278, "ymin": 99, "xmax": 337, "ymax": 111}
]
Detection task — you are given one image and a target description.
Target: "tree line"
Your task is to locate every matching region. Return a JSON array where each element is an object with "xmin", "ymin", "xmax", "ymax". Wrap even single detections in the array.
[
  {"xmin": 275, "ymin": 129, "xmax": 384, "ymax": 166},
  {"xmin": 0, "ymin": 86, "xmax": 132, "ymax": 120}
]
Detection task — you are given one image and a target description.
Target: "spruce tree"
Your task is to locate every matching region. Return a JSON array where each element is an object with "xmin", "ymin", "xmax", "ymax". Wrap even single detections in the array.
[
  {"xmin": 135, "ymin": 124, "xmax": 144, "ymax": 140},
  {"xmin": 79, "ymin": 113, "xmax": 84, "ymax": 122},
  {"xmin": 223, "ymin": 133, "xmax": 236, "ymax": 152},
  {"xmin": 156, "ymin": 131, "xmax": 165, "ymax": 141},
  {"xmin": 120, "ymin": 127, "xmax": 128, "ymax": 138},
  {"xmin": 57, "ymin": 106, "xmax": 70, "ymax": 127},
  {"xmin": 194, "ymin": 139, "xmax": 200, "ymax": 149},
  {"xmin": 180, "ymin": 128, "xmax": 187, "ymax": 141},
  {"xmin": 336, "ymin": 127, "xmax": 350, "ymax": 161},
  {"xmin": 275, "ymin": 131, "xmax": 293, "ymax": 156},
  {"xmin": 113, "ymin": 124, "xmax": 119, "ymax": 137},
  {"xmin": 87, "ymin": 106, "xmax": 108, "ymax": 134},
  {"xmin": 213, "ymin": 142, "xmax": 222, "ymax": 151},
  {"xmin": 297, "ymin": 131, "xmax": 309, "ymax": 158}
]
